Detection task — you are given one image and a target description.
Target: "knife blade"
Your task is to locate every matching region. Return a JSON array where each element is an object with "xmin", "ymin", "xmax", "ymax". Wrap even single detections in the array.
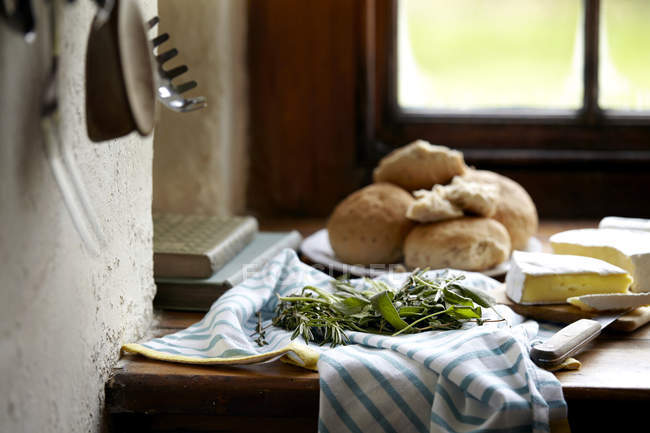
[{"xmin": 529, "ymin": 311, "xmax": 629, "ymax": 369}]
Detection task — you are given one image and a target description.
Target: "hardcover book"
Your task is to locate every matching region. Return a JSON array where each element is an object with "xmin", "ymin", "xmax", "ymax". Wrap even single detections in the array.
[{"xmin": 154, "ymin": 230, "xmax": 303, "ymax": 311}]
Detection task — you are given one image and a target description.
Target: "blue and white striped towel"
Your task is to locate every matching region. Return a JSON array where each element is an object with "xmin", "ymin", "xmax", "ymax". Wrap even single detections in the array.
[{"xmin": 124, "ymin": 249, "xmax": 567, "ymax": 433}]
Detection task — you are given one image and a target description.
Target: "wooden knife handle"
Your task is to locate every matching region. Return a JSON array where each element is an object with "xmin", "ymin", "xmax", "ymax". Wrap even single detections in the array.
[{"xmin": 530, "ymin": 319, "xmax": 602, "ymax": 368}]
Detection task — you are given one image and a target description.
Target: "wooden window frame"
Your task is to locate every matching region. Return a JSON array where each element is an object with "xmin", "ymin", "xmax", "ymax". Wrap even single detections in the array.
[
  {"xmin": 247, "ymin": 0, "xmax": 650, "ymax": 218},
  {"xmin": 362, "ymin": 0, "xmax": 650, "ymax": 168}
]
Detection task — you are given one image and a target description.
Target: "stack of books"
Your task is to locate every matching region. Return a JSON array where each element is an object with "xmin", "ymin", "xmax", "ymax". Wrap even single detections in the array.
[{"xmin": 153, "ymin": 213, "xmax": 302, "ymax": 311}]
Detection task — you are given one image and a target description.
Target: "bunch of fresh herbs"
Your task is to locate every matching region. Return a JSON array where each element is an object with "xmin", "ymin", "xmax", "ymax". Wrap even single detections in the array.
[{"xmin": 269, "ymin": 270, "xmax": 502, "ymax": 347}]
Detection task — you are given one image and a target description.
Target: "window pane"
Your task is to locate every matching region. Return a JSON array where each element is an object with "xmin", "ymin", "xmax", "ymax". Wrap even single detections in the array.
[
  {"xmin": 398, "ymin": 0, "xmax": 583, "ymax": 111},
  {"xmin": 599, "ymin": 0, "xmax": 650, "ymax": 111}
]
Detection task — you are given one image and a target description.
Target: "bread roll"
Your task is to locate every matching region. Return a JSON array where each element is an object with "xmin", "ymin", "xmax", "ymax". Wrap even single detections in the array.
[
  {"xmin": 373, "ymin": 140, "xmax": 466, "ymax": 191},
  {"xmin": 460, "ymin": 170, "xmax": 537, "ymax": 250},
  {"xmin": 404, "ymin": 217, "xmax": 511, "ymax": 271},
  {"xmin": 406, "ymin": 185, "xmax": 463, "ymax": 223},
  {"xmin": 328, "ymin": 183, "xmax": 415, "ymax": 265},
  {"xmin": 444, "ymin": 176, "xmax": 498, "ymax": 217}
]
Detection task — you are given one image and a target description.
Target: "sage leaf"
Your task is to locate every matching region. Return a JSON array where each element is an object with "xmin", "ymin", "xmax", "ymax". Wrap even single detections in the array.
[{"xmin": 371, "ymin": 291, "xmax": 409, "ymax": 331}]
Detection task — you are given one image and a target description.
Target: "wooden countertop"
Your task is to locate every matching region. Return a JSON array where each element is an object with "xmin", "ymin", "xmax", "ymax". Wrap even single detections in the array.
[{"xmin": 106, "ymin": 220, "xmax": 650, "ymax": 433}]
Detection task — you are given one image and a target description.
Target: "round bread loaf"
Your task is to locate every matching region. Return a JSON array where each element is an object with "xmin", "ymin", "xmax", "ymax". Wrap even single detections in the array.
[
  {"xmin": 328, "ymin": 183, "xmax": 415, "ymax": 265},
  {"xmin": 460, "ymin": 169, "xmax": 538, "ymax": 251},
  {"xmin": 404, "ymin": 217, "xmax": 511, "ymax": 271},
  {"xmin": 373, "ymin": 140, "xmax": 467, "ymax": 191}
]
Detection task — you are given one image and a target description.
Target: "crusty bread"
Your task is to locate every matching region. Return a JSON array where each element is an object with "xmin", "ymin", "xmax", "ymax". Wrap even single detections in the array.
[
  {"xmin": 406, "ymin": 185, "xmax": 463, "ymax": 223},
  {"xmin": 459, "ymin": 170, "xmax": 538, "ymax": 250},
  {"xmin": 444, "ymin": 176, "xmax": 498, "ymax": 217},
  {"xmin": 327, "ymin": 183, "xmax": 415, "ymax": 265},
  {"xmin": 403, "ymin": 217, "xmax": 511, "ymax": 271},
  {"xmin": 406, "ymin": 176, "xmax": 497, "ymax": 223},
  {"xmin": 373, "ymin": 140, "xmax": 467, "ymax": 191}
]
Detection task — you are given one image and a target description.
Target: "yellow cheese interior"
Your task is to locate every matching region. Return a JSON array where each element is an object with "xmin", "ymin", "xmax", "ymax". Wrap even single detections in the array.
[
  {"xmin": 566, "ymin": 297, "xmax": 594, "ymax": 312},
  {"xmin": 520, "ymin": 273, "xmax": 632, "ymax": 304},
  {"xmin": 551, "ymin": 243, "xmax": 636, "ymax": 276}
]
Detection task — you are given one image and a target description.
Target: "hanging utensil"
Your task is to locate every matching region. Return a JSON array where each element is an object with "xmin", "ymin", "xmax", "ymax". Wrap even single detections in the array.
[
  {"xmin": 41, "ymin": 0, "xmax": 106, "ymax": 255},
  {"xmin": 0, "ymin": 0, "xmax": 36, "ymax": 41},
  {"xmin": 85, "ymin": 0, "xmax": 156, "ymax": 141},
  {"xmin": 148, "ymin": 16, "xmax": 207, "ymax": 113}
]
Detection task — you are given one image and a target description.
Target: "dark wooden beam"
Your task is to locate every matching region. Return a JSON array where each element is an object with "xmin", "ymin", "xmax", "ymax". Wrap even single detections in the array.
[
  {"xmin": 582, "ymin": 0, "xmax": 601, "ymax": 124},
  {"xmin": 247, "ymin": 0, "xmax": 365, "ymax": 216}
]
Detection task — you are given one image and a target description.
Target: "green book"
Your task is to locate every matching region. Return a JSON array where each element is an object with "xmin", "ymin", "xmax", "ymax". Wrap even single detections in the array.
[
  {"xmin": 154, "ymin": 231, "xmax": 303, "ymax": 311},
  {"xmin": 153, "ymin": 214, "xmax": 258, "ymax": 278}
]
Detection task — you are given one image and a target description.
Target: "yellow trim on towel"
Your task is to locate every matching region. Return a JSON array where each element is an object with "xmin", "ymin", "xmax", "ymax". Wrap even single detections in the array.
[
  {"xmin": 121, "ymin": 341, "xmax": 320, "ymax": 371},
  {"xmin": 280, "ymin": 342, "xmax": 320, "ymax": 371}
]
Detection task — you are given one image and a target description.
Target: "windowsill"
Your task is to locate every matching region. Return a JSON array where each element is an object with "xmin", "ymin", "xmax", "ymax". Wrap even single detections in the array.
[{"xmin": 105, "ymin": 220, "xmax": 650, "ymax": 433}]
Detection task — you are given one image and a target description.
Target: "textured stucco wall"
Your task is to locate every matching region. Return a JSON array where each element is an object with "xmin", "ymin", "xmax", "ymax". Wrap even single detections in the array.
[
  {"xmin": 153, "ymin": 0, "xmax": 248, "ymax": 216},
  {"xmin": 0, "ymin": 0, "xmax": 156, "ymax": 432}
]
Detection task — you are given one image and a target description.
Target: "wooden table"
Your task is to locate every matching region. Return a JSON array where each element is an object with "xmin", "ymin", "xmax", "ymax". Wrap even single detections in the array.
[{"xmin": 106, "ymin": 221, "xmax": 650, "ymax": 433}]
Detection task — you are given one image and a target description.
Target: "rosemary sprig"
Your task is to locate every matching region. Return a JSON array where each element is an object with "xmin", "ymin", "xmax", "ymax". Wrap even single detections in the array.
[
  {"xmin": 253, "ymin": 312, "xmax": 268, "ymax": 346},
  {"xmin": 270, "ymin": 270, "xmax": 501, "ymax": 347}
]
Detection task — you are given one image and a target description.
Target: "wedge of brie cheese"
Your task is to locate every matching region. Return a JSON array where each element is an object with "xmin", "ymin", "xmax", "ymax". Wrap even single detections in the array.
[
  {"xmin": 567, "ymin": 292, "xmax": 650, "ymax": 312},
  {"xmin": 505, "ymin": 251, "xmax": 632, "ymax": 305},
  {"xmin": 550, "ymin": 228, "xmax": 650, "ymax": 292},
  {"xmin": 599, "ymin": 216, "xmax": 650, "ymax": 232}
]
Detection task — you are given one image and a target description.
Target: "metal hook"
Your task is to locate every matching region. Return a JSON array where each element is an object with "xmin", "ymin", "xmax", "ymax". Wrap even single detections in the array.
[
  {"xmin": 92, "ymin": 0, "xmax": 113, "ymax": 28},
  {"xmin": 0, "ymin": 0, "xmax": 37, "ymax": 41}
]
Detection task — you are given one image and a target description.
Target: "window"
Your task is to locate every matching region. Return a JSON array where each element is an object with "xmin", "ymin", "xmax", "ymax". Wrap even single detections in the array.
[
  {"xmin": 398, "ymin": 0, "xmax": 650, "ymax": 114},
  {"xmin": 599, "ymin": 0, "xmax": 650, "ymax": 111},
  {"xmin": 246, "ymin": 0, "xmax": 650, "ymax": 218},
  {"xmin": 399, "ymin": 0, "xmax": 583, "ymax": 112},
  {"xmin": 369, "ymin": 0, "xmax": 650, "ymax": 160}
]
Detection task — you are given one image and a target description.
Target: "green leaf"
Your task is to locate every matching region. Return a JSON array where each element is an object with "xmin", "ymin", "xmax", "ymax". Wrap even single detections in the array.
[
  {"xmin": 454, "ymin": 284, "xmax": 495, "ymax": 307},
  {"xmin": 333, "ymin": 296, "xmax": 370, "ymax": 315},
  {"xmin": 447, "ymin": 304, "xmax": 482, "ymax": 319},
  {"xmin": 370, "ymin": 291, "xmax": 409, "ymax": 331},
  {"xmin": 398, "ymin": 306, "xmax": 427, "ymax": 317},
  {"xmin": 392, "ymin": 307, "xmax": 451, "ymax": 336},
  {"xmin": 442, "ymin": 288, "xmax": 474, "ymax": 306},
  {"xmin": 305, "ymin": 285, "xmax": 339, "ymax": 304}
]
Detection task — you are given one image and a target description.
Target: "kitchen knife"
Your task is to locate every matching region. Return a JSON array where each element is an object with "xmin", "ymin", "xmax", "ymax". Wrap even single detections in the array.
[{"xmin": 530, "ymin": 311, "xmax": 628, "ymax": 369}]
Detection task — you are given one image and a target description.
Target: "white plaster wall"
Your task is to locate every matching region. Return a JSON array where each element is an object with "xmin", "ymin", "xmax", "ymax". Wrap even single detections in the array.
[
  {"xmin": 0, "ymin": 0, "xmax": 157, "ymax": 432},
  {"xmin": 153, "ymin": 0, "xmax": 248, "ymax": 216}
]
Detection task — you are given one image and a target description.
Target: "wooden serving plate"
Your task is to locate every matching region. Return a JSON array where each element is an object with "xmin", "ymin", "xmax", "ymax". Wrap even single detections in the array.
[{"xmin": 493, "ymin": 286, "xmax": 650, "ymax": 332}]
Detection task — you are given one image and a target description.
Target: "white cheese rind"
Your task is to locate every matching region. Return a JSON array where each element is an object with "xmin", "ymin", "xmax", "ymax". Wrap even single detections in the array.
[
  {"xmin": 509, "ymin": 251, "xmax": 629, "ymax": 276},
  {"xmin": 550, "ymin": 228, "xmax": 650, "ymax": 292},
  {"xmin": 505, "ymin": 255, "xmax": 527, "ymax": 304},
  {"xmin": 550, "ymin": 228, "xmax": 650, "ymax": 256},
  {"xmin": 599, "ymin": 217, "xmax": 650, "ymax": 232},
  {"xmin": 505, "ymin": 251, "xmax": 629, "ymax": 305},
  {"xmin": 567, "ymin": 292, "xmax": 650, "ymax": 312}
]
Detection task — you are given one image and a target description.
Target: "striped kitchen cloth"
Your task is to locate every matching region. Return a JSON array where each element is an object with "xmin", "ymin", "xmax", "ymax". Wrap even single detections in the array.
[{"xmin": 123, "ymin": 249, "xmax": 567, "ymax": 433}]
